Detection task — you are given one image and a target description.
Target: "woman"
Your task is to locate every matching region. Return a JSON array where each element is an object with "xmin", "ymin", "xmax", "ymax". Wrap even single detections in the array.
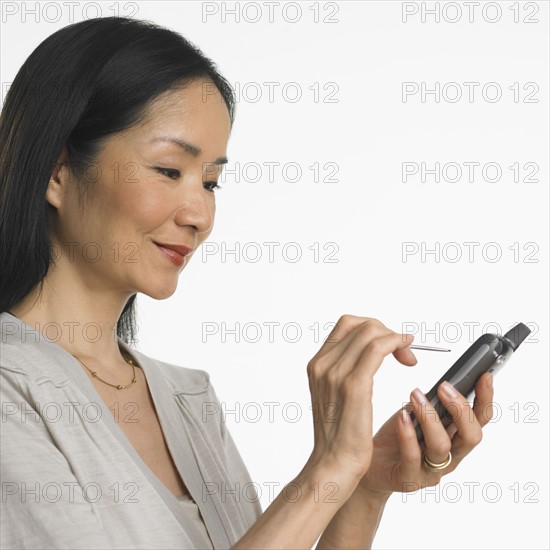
[{"xmin": 0, "ymin": 16, "xmax": 495, "ymax": 549}]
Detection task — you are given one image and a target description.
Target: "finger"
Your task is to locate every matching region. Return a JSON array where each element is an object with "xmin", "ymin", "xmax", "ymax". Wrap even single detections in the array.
[
  {"xmin": 337, "ymin": 333, "xmax": 418, "ymax": 429},
  {"xmin": 332, "ymin": 323, "xmax": 396, "ymax": 376},
  {"xmin": 472, "ymin": 372, "xmax": 495, "ymax": 428},
  {"xmin": 410, "ymin": 387, "xmax": 452, "ymax": 464},
  {"xmin": 446, "ymin": 422, "xmax": 458, "ymax": 439},
  {"xmin": 437, "ymin": 381, "xmax": 483, "ymax": 460},
  {"xmin": 322, "ymin": 315, "xmax": 381, "ymax": 352},
  {"xmin": 393, "ymin": 339, "xmax": 418, "ymax": 367},
  {"xmin": 312, "ymin": 317, "xmax": 416, "ymax": 376},
  {"xmin": 396, "ymin": 407, "xmax": 422, "ymax": 481},
  {"xmin": 307, "ymin": 319, "xmax": 388, "ymax": 404},
  {"xmin": 310, "ymin": 319, "xmax": 392, "ymax": 381},
  {"xmin": 347, "ymin": 332, "xmax": 417, "ymax": 383}
]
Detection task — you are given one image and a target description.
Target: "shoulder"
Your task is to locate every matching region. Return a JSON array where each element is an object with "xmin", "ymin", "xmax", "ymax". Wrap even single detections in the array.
[
  {"xmin": 128, "ymin": 347, "xmax": 215, "ymax": 397},
  {"xmin": 0, "ymin": 332, "xmax": 71, "ymax": 391}
]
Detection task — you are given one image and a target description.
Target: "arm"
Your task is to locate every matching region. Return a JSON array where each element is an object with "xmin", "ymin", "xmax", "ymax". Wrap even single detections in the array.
[
  {"xmin": 233, "ymin": 316, "xmax": 493, "ymax": 549},
  {"xmin": 315, "ymin": 487, "xmax": 391, "ymax": 549},
  {"xmin": 230, "ymin": 459, "xmax": 363, "ymax": 550},
  {"xmin": 228, "ymin": 316, "xmax": 417, "ymax": 549},
  {"xmin": 204, "ymin": 378, "xmax": 364, "ymax": 548}
]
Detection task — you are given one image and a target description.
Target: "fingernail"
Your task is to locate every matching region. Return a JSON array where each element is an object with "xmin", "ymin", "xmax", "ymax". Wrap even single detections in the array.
[
  {"xmin": 412, "ymin": 387, "xmax": 426, "ymax": 405},
  {"xmin": 440, "ymin": 380, "xmax": 458, "ymax": 398},
  {"xmin": 401, "ymin": 408, "xmax": 408, "ymax": 423},
  {"xmin": 486, "ymin": 373, "xmax": 493, "ymax": 388}
]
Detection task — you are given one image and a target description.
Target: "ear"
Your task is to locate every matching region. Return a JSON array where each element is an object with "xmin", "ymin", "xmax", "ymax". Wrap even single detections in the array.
[{"xmin": 45, "ymin": 145, "xmax": 71, "ymax": 209}]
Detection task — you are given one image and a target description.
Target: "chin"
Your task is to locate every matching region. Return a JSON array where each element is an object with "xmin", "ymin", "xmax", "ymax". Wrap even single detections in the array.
[{"xmin": 142, "ymin": 279, "xmax": 179, "ymax": 301}]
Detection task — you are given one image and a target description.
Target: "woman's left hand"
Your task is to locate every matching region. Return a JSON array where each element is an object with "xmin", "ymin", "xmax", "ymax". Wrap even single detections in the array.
[{"xmin": 359, "ymin": 370, "xmax": 494, "ymax": 497}]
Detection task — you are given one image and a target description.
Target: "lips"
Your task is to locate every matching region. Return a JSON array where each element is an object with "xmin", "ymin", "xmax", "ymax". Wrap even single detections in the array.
[
  {"xmin": 153, "ymin": 242, "xmax": 193, "ymax": 257},
  {"xmin": 153, "ymin": 241, "xmax": 193, "ymax": 267}
]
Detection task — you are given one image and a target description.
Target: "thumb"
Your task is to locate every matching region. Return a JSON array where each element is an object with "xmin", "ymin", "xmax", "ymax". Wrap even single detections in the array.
[{"xmin": 393, "ymin": 334, "xmax": 417, "ymax": 366}]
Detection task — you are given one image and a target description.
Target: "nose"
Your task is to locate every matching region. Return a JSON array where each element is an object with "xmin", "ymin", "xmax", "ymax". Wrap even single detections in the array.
[{"xmin": 173, "ymin": 178, "xmax": 215, "ymax": 237}]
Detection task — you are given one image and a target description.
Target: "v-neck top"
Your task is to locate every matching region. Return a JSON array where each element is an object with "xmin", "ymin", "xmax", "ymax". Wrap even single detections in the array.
[{"xmin": 0, "ymin": 311, "xmax": 262, "ymax": 549}]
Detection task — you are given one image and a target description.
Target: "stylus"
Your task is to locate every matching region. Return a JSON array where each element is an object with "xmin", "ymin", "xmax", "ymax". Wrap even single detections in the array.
[{"xmin": 409, "ymin": 345, "xmax": 451, "ymax": 352}]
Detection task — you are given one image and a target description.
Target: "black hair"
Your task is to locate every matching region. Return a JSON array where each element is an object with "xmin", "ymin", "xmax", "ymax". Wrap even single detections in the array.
[{"xmin": 0, "ymin": 16, "xmax": 236, "ymax": 346}]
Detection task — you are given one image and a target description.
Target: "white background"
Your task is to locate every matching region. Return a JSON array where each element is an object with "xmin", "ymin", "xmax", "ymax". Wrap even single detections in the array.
[{"xmin": 1, "ymin": 1, "xmax": 548, "ymax": 549}]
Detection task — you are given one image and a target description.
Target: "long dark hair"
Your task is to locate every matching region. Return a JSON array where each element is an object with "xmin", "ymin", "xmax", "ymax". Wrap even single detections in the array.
[{"xmin": 0, "ymin": 17, "xmax": 236, "ymax": 346}]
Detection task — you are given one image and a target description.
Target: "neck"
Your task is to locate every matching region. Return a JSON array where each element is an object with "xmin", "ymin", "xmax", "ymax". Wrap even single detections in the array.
[{"xmin": 6, "ymin": 287, "xmax": 132, "ymax": 367}]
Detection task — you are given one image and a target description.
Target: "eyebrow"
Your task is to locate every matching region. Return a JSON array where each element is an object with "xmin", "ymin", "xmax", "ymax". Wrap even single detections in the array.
[{"xmin": 149, "ymin": 136, "xmax": 228, "ymax": 165}]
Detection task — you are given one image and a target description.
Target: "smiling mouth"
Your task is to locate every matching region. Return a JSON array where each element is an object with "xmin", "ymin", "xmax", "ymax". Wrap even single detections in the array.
[{"xmin": 154, "ymin": 242, "xmax": 187, "ymax": 267}]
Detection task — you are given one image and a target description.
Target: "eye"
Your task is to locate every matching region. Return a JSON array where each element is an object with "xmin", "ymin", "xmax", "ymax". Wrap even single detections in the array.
[
  {"xmin": 155, "ymin": 167, "xmax": 181, "ymax": 180},
  {"xmin": 204, "ymin": 181, "xmax": 222, "ymax": 193},
  {"xmin": 155, "ymin": 167, "xmax": 221, "ymax": 192}
]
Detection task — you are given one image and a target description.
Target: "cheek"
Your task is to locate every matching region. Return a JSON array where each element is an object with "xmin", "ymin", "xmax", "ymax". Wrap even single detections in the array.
[
  {"xmin": 116, "ymin": 163, "xmax": 169, "ymax": 217},
  {"xmin": 85, "ymin": 172, "xmax": 168, "ymax": 248},
  {"xmin": 121, "ymin": 198, "xmax": 169, "ymax": 259}
]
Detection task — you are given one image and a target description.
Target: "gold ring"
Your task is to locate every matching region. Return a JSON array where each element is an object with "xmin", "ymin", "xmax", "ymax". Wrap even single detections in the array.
[{"xmin": 423, "ymin": 451, "xmax": 452, "ymax": 472}]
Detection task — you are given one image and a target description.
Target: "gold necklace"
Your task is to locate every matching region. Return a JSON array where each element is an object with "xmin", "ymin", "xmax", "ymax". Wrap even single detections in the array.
[
  {"xmin": 4, "ymin": 310, "xmax": 138, "ymax": 390},
  {"xmin": 72, "ymin": 349, "xmax": 138, "ymax": 390}
]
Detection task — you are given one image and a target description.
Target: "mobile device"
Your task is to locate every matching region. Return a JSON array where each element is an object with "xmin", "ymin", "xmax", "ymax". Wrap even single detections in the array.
[{"xmin": 411, "ymin": 322, "xmax": 531, "ymax": 442}]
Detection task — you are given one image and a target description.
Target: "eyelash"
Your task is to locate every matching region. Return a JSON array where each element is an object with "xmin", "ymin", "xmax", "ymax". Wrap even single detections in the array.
[{"xmin": 154, "ymin": 167, "xmax": 222, "ymax": 193}]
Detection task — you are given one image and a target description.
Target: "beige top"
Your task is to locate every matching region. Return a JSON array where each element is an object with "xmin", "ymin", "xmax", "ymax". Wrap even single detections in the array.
[
  {"xmin": 175, "ymin": 494, "xmax": 214, "ymax": 549},
  {"xmin": 0, "ymin": 311, "xmax": 262, "ymax": 549}
]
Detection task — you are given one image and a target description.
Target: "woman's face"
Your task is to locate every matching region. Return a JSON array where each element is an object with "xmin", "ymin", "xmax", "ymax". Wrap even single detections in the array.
[{"xmin": 47, "ymin": 78, "xmax": 231, "ymax": 300}]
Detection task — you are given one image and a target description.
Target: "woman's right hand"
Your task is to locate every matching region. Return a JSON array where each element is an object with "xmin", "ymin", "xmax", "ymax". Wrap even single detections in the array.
[
  {"xmin": 304, "ymin": 315, "xmax": 417, "ymax": 482},
  {"xmin": 231, "ymin": 314, "xmax": 416, "ymax": 549}
]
